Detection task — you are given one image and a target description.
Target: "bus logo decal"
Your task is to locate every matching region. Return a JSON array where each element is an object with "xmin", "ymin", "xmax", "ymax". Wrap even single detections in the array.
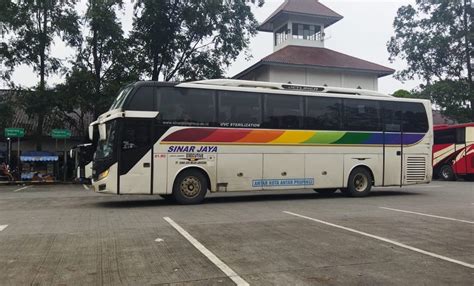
[{"xmin": 168, "ymin": 145, "xmax": 218, "ymax": 153}]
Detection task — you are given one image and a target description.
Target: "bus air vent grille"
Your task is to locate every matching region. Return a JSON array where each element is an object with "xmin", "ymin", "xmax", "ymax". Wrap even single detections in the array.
[{"xmin": 406, "ymin": 156, "xmax": 427, "ymax": 183}]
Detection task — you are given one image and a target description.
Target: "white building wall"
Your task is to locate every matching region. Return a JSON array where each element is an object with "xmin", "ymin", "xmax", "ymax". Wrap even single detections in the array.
[
  {"xmin": 246, "ymin": 65, "xmax": 379, "ymax": 91},
  {"xmin": 341, "ymin": 71, "xmax": 377, "ymax": 90}
]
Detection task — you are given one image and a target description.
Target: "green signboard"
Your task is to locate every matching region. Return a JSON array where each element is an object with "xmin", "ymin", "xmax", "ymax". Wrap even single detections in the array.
[
  {"xmin": 4, "ymin": 128, "xmax": 25, "ymax": 138},
  {"xmin": 51, "ymin": 129, "xmax": 71, "ymax": 139}
]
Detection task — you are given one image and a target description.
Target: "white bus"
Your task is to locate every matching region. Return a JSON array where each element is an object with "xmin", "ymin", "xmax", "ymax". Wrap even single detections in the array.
[{"xmin": 89, "ymin": 79, "xmax": 433, "ymax": 204}]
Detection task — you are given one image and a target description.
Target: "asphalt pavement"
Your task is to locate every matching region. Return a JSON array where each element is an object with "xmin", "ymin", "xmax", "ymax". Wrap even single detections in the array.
[{"xmin": 0, "ymin": 181, "xmax": 472, "ymax": 285}]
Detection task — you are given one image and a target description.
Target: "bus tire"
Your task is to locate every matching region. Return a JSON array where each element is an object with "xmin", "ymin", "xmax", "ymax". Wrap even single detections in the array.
[
  {"xmin": 438, "ymin": 165, "xmax": 455, "ymax": 181},
  {"xmin": 314, "ymin": 188, "xmax": 337, "ymax": 195},
  {"xmin": 172, "ymin": 169, "xmax": 208, "ymax": 205},
  {"xmin": 346, "ymin": 167, "xmax": 372, "ymax": 197}
]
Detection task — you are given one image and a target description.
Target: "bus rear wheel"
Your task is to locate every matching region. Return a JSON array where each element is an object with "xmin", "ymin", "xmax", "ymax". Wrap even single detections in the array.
[
  {"xmin": 438, "ymin": 165, "xmax": 455, "ymax": 181},
  {"xmin": 173, "ymin": 169, "xmax": 208, "ymax": 205},
  {"xmin": 346, "ymin": 167, "xmax": 372, "ymax": 197},
  {"xmin": 314, "ymin": 188, "xmax": 337, "ymax": 195}
]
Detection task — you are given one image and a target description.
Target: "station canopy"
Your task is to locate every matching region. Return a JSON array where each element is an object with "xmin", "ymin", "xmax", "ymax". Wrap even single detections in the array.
[{"xmin": 20, "ymin": 151, "xmax": 59, "ymax": 162}]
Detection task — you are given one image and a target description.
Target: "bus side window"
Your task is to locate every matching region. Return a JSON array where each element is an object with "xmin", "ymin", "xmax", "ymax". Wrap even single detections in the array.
[
  {"xmin": 305, "ymin": 97, "xmax": 342, "ymax": 130},
  {"xmin": 434, "ymin": 130, "xmax": 456, "ymax": 144},
  {"xmin": 158, "ymin": 88, "xmax": 216, "ymax": 126},
  {"xmin": 383, "ymin": 101, "xmax": 402, "ymax": 132},
  {"xmin": 456, "ymin": 128, "xmax": 466, "ymax": 144},
  {"xmin": 402, "ymin": 102, "xmax": 428, "ymax": 133},
  {"xmin": 218, "ymin": 91, "xmax": 262, "ymax": 127},
  {"xmin": 263, "ymin": 94, "xmax": 303, "ymax": 129},
  {"xmin": 343, "ymin": 99, "xmax": 382, "ymax": 131},
  {"xmin": 122, "ymin": 120, "xmax": 151, "ymax": 150},
  {"xmin": 126, "ymin": 86, "xmax": 155, "ymax": 111}
]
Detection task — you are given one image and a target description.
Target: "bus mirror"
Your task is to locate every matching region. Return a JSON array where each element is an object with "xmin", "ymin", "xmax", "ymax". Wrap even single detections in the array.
[
  {"xmin": 88, "ymin": 125, "xmax": 94, "ymax": 141},
  {"xmin": 99, "ymin": 124, "xmax": 107, "ymax": 141}
]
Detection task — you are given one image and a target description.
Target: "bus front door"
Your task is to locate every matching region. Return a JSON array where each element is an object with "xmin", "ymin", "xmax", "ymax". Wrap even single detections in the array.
[{"xmin": 118, "ymin": 118, "xmax": 153, "ymax": 194}]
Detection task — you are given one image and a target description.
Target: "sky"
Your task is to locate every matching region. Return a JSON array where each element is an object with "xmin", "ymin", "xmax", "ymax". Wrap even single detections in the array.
[{"xmin": 5, "ymin": 0, "xmax": 422, "ymax": 94}]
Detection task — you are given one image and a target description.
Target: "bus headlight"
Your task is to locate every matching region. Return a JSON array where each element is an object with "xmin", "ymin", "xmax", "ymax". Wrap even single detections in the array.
[{"xmin": 98, "ymin": 169, "xmax": 109, "ymax": 180}]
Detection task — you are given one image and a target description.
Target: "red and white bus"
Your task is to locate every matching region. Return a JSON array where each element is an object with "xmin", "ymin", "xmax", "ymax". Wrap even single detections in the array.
[{"xmin": 433, "ymin": 123, "xmax": 474, "ymax": 181}]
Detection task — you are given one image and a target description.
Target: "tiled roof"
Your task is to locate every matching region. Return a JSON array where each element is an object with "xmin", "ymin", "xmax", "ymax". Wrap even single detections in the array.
[
  {"xmin": 259, "ymin": 0, "xmax": 343, "ymax": 32},
  {"xmin": 234, "ymin": 46, "xmax": 395, "ymax": 78}
]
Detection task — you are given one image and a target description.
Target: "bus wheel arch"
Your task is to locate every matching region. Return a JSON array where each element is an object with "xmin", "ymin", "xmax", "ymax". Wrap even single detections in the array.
[
  {"xmin": 172, "ymin": 167, "xmax": 211, "ymax": 205},
  {"xmin": 343, "ymin": 165, "xmax": 374, "ymax": 197}
]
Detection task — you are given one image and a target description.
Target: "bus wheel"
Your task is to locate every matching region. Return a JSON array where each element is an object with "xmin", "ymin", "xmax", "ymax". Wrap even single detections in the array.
[
  {"xmin": 314, "ymin": 189, "xmax": 337, "ymax": 195},
  {"xmin": 347, "ymin": 167, "xmax": 372, "ymax": 197},
  {"xmin": 438, "ymin": 165, "xmax": 455, "ymax": 181},
  {"xmin": 173, "ymin": 169, "xmax": 208, "ymax": 205}
]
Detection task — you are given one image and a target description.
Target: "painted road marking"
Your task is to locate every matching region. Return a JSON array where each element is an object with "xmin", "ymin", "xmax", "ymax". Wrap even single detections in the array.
[
  {"xmin": 83, "ymin": 184, "xmax": 90, "ymax": 190},
  {"xmin": 284, "ymin": 211, "xmax": 474, "ymax": 269},
  {"xmin": 164, "ymin": 217, "xmax": 249, "ymax": 286},
  {"xmin": 0, "ymin": 225, "xmax": 8, "ymax": 232},
  {"xmin": 13, "ymin": 186, "xmax": 29, "ymax": 192},
  {"xmin": 380, "ymin": 207, "xmax": 474, "ymax": 224}
]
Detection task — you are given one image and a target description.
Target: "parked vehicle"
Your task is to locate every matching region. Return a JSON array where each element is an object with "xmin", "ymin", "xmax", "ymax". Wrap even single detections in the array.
[
  {"xmin": 433, "ymin": 123, "xmax": 474, "ymax": 181},
  {"xmin": 88, "ymin": 79, "xmax": 433, "ymax": 204}
]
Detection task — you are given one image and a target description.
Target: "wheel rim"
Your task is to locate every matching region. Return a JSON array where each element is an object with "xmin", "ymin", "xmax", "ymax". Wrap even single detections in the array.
[
  {"xmin": 441, "ymin": 168, "xmax": 450, "ymax": 179},
  {"xmin": 180, "ymin": 176, "xmax": 201, "ymax": 198},
  {"xmin": 354, "ymin": 174, "xmax": 368, "ymax": 192}
]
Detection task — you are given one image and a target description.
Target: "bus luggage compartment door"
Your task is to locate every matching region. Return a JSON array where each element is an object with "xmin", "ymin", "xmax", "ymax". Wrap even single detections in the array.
[
  {"xmin": 263, "ymin": 154, "xmax": 305, "ymax": 190},
  {"xmin": 217, "ymin": 154, "xmax": 262, "ymax": 191}
]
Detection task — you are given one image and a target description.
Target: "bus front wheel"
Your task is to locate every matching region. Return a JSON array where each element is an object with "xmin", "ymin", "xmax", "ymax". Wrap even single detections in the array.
[
  {"xmin": 173, "ymin": 169, "xmax": 208, "ymax": 204},
  {"xmin": 438, "ymin": 165, "xmax": 455, "ymax": 181},
  {"xmin": 346, "ymin": 167, "xmax": 372, "ymax": 197}
]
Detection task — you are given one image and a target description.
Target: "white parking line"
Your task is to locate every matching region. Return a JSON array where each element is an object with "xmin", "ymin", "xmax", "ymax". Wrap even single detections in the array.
[
  {"xmin": 283, "ymin": 211, "xmax": 474, "ymax": 269},
  {"xmin": 13, "ymin": 186, "xmax": 29, "ymax": 192},
  {"xmin": 83, "ymin": 184, "xmax": 90, "ymax": 190},
  {"xmin": 164, "ymin": 217, "xmax": 249, "ymax": 286},
  {"xmin": 380, "ymin": 207, "xmax": 474, "ymax": 224},
  {"xmin": 0, "ymin": 225, "xmax": 8, "ymax": 232}
]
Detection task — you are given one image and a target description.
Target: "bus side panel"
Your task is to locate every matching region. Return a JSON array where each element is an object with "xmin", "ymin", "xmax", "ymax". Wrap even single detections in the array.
[
  {"xmin": 119, "ymin": 150, "xmax": 152, "ymax": 194},
  {"xmin": 153, "ymin": 152, "xmax": 168, "ymax": 195},
  {"xmin": 263, "ymin": 154, "xmax": 305, "ymax": 190},
  {"xmin": 166, "ymin": 153, "xmax": 217, "ymax": 194},
  {"xmin": 467, "ymin": 127, "xmax": 474, "ymax": 175},
  {"xmin": 217, "ymin": 154, "xmax": 263, "ymax": 191},
  {"xmin": 343, "ymin": 154, "xmax": 383, "ymax": 187},
  {"xmin": 453, "ymin": 143, "xmax": 467, "ymax": 175},
  {"xmin": 403, "ymin": 136, "xmax": 432, "ymax": 185},
  {"xmin": 305, "ymin": 154, "xmax": 343, "ymax": 189}
]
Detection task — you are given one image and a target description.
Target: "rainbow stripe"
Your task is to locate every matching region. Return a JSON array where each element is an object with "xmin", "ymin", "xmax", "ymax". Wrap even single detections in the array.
[{"xmin": 162, "ymin": 128, "xmax": 425, "ymax": 146}]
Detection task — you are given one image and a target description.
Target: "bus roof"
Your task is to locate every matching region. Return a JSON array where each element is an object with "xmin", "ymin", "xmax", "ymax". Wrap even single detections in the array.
[
  {"xmin": 434, "ymin": 123, "xmax": 474, "ymax": 131},
  {"xmin": 131, "ymin": 79, "xmax": 431, "ymax": 104}
]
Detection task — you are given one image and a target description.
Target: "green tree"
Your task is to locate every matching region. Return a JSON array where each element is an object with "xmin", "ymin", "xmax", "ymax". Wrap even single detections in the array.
[
  {"xmin": 4, "ymin": 0, "xmax": 80, "ymax": 150},
  {"xmin": 392, "ymin": 89, "xmax": 414, "ymax": 98},
  {"xmin": 129, "ymin": 0, "xmax": 261, "ymax": 81},
  {"xmin": 0, "ymin": 1, "xmax": 18, "ymax": 83},
  {"xmin": 388, "ymin": 0, "xmax": 473, "ymax": 121},
  {"xmin": 73, "ymin": 0, "xmax": 138, "ymax": 117},
  {"xmin": 417, "ymin": 80, "xmax": 471, "ymax": 123}
]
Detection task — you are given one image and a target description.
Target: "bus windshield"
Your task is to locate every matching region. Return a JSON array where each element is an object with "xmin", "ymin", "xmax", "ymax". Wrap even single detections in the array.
[
  {"xmin": 95, "ymin": 121, "xmax": 117, "ymax": 160},
  {"xmin": 109, "ymin": 85, "xmax": 134, "ymax": 111}
]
